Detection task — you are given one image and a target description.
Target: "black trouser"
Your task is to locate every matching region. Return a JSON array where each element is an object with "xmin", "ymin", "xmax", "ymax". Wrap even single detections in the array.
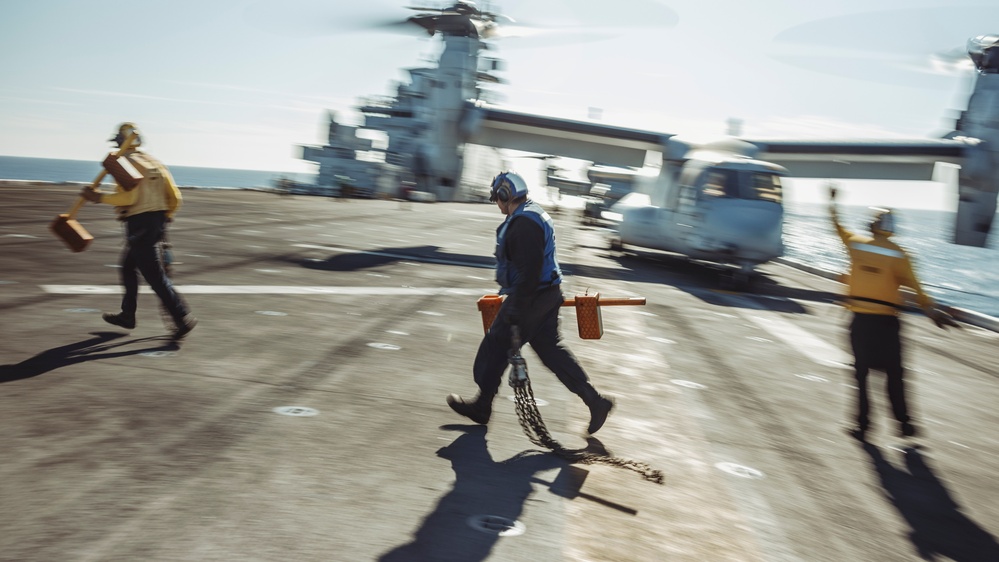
[
  {"xmin": 472, "ymin": 286, "xmax": 600, "ymax": 407},
  {"xmin": 849, "ymin": 313, "xmax": 909, "ymax": 430},
  {"xmin": 119, "ymin": 211, "xmax": 189, "ymax": 324}
]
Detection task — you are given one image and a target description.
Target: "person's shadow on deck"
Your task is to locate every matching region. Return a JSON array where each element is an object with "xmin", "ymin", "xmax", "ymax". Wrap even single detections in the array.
[
  {"xmin": 863, "ymin": 443, "xmax": 999, "ymax": 561},
  {"xmin": 0, "ymin": 332, "xmax": 177, "ymax": 384},
  {"xmin": 380, "ymin": 425, "xmax": 566, "ymax": 562}
]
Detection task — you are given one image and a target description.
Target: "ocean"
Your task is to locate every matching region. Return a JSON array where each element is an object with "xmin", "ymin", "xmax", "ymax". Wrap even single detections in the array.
[
  {"xmin": 0, "ymin": 155, "xmax": 312, "ymax": 190},
  {"xmin": 2, "ymin": 155, "xmax": 997, "ymax": 318},
  {"xmin": 782, "ymin": 203, "xmax": 998, "ymax": 318}
]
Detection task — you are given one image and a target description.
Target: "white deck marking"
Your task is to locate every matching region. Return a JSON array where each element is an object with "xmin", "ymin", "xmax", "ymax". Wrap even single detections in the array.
[
  {"xmin": 41, "ymin": 285, "xmax": 492, "ymax": 296},
  {"xmin": 744, "ymin": 313, "xmax": 852, "ymax": 366},
  {"xmin": 713, "ymin": 292, "xmax": 853, "ymax": 367}
]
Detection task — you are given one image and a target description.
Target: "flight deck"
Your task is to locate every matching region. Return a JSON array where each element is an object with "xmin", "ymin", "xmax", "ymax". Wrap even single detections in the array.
[{"xmin": 2, "ymin": 183, "xmax": 998, "ymax": 561}]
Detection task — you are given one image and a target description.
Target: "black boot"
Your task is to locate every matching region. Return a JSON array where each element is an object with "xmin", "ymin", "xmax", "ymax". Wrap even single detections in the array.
[
  {"xmin": 173, "ymin": 314, "xmax": 198, "ymax": 340},
  {"xmin": 586, "ymin": 395, "xmax": 615, "ymax": 435},
  {"xmin": 103, "ymin": 312, "xmax": 136, "ymax": 330},
  {"xmin": 446, "ymin": 394, "xmax": 491, "ymax": 425}
]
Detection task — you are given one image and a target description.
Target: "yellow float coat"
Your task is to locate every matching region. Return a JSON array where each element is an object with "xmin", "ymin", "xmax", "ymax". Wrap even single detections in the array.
[
  {"xmin": 99, "ymin": 149, "xmax": 182, "ymax": 220},
  {"xmin": 830, "ymin": 206, "xmax": 934, "ymax": 316}
]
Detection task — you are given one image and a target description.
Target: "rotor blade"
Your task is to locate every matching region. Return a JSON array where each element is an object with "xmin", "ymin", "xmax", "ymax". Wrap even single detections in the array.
[{"xmin": 770, "ymin": 6, "xmax": 998, "ymax": 83}]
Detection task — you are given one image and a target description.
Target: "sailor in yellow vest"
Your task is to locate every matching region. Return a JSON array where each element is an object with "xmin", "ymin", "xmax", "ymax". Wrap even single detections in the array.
[
  {"xmin": 81, "ymin": 123, "xmax": 197, "ymax": 341},
  {"xmin": 828, "ymin": 185, "xmax": 957, "ymax": 441}
]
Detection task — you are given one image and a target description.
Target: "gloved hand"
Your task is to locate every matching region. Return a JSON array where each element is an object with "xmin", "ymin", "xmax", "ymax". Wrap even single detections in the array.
[
  {"xmin": 80, "ymin": 187, "xmax": 101, "ymax": 203},
  {"xmin": 930, "ymin": 308, "xmax": 960, "ymax": 330}
]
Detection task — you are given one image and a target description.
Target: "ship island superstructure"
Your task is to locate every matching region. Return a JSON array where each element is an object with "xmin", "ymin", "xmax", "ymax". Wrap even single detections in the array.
[{"xmin": 297, "ymin": 31, "xmax": 506, "ymax": 202}]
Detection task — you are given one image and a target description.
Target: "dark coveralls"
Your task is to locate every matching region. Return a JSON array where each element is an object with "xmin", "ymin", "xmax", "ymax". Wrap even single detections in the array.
[
  {"xmin": 472, "ymin": 200, "xmax": 602, "ymax": 407},
  {"xmin": 850, "ymin": 313, "xmax": 908, "ymax": 432},
  {"xmin": 120, "ymin": 211, "xmax": 189, "ymax": 325}
]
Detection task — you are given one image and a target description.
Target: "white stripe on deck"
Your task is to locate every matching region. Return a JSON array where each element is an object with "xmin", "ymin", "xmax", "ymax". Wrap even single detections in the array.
[
  {"xmin": 743, "ymin": 314, "xmax": 852, "ymax": 366},
  {"xmin": 40, "ymin": 285, "xmax": 492, "ymax": 296},
  {"xmin": 715, "ymin": 292, "xmax": 852, "ymax": 367}
]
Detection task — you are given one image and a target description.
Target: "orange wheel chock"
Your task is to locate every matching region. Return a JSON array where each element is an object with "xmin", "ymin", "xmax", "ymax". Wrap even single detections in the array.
[{"xmin": 476, "ymin": 293, "xmax": 646, "ymax": 339}]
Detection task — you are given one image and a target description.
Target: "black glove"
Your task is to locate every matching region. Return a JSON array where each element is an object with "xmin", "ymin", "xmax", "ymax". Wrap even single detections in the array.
[
  {"xmin": 930, "ymin": 308, "xmax": 960, "ymax": 330},
  {"xmin": 80, "ymin": 188, "xmax": 101, "ymax": 203}
]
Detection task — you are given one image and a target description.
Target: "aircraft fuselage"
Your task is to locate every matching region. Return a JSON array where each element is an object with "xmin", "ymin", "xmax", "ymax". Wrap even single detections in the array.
[{"xmin": 616, "ymin": 154, "xmax": 787, "ymax": 269}]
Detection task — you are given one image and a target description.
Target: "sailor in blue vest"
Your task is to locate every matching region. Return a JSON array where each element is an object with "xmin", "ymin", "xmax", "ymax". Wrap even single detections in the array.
[{"xmin": 447, "ymin": 172, "xmax": 614, "ymax": 434}]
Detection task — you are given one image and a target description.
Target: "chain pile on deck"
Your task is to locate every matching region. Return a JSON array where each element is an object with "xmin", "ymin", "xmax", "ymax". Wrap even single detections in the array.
[{"xmin": 509, "ymin": 370, "xmax": 664, "ymax": 485}]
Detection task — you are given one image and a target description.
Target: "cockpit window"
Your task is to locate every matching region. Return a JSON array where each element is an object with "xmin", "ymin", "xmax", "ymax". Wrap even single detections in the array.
[
  {"xmin": 750, "ymin": 173, "xmax": 782, "ymax": 203},
  {"xmin": 698, "ymin": 169, "xmax": 782, "ymax": 203},
  {"xmin": 701, "ymin": 170, "xmax": 737, "ymax": 198}
]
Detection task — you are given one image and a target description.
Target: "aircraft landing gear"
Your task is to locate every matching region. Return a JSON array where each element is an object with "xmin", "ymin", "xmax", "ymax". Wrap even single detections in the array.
[
  {"xmin": 609, "ymin": 235, "xmax": 624, "ymax": 253},
  {"xmin": 724, "ymin": 263, "xmax": 756, "ymax": 291}
]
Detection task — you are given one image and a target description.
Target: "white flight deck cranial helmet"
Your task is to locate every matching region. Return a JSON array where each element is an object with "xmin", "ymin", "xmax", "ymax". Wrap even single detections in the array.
[
  {"xmin": 489, "ymin": 171, "xmax": 529, "ymax": 203},
  {"xmin": 870, "ymin": 207, "xmax": 896, "ymax": 236},
  {"xmin": 109, "ymin": 122, "xmax": 142, "ymax": 148}
]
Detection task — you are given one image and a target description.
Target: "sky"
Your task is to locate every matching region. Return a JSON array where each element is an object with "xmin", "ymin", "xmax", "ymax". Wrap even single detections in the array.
[{"xmin": 2, "ymin": 0, "xmax": 997, "ymax": 209}]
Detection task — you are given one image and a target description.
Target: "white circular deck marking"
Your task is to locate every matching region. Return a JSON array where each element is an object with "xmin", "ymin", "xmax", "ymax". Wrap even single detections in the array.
[
  {"xmin": 255, "ymin": 310, "xmax": 287, "ymax": 316},
  {"xmin": 386, "ymin": 330, "xmax": 409, "ymax": 336},
  {"xmin": 418, "ymin": 310, "xmax": 444, "ymax": 316},
  {"xmin": 507, "ymin": 395, "xmax": 549, "ymax": 406},
  {"xmin": 273, "ymin": 406, "xmax": 319, "ymax": 417},
  {"xmin": 795, "ymin": 374, "xmax": 828, "ymax": 383},
  {"xmin": 104, "ymin": 264, "xmax": 122, "ymax": 268},
  {"xmin": 367, "ymin": 273, "xmax": 389, "ymax": 278},
  {"xmin": 65, "ymin": 308, "xmax": 100, "ymax": 313},
  {"xmin": 368, "ymin": 342, "xmax": 401, "ymax": 350},
  {"xmin": 141, "ymin": 350, "xmax": 177, "ymax": 358},
  {"xmin": 671, "ymin": 380, "xmax": 706, "ymax": 390},
  {"xmin": 715, "ymin": 462, "xmax": 764, "ymax": 479},
  {"xmin": 255, "ymin": 269, "xmax": 281, "ymax": 273},
  {"xmin": 647, "ymin": 336, "xmax": 675, "ymax": 344},
  {"xmin": 467, "ymin": 515, "xmax": 526, "ymax": 537}
]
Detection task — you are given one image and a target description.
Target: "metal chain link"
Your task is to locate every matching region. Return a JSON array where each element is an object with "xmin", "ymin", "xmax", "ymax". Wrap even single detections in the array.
[{"xmin": 509, "ymin": 374, "xmax": 664, "ymax": 485}]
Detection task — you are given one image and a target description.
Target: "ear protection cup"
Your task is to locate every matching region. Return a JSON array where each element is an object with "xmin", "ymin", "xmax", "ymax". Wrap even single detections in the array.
[
  {"xmin": 489, "ymin": 172, "xmax": 527, "ymax": 203},
  {"xmin": 495, "ymin": 175, "xmax": 512, "ymax": 202}
]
